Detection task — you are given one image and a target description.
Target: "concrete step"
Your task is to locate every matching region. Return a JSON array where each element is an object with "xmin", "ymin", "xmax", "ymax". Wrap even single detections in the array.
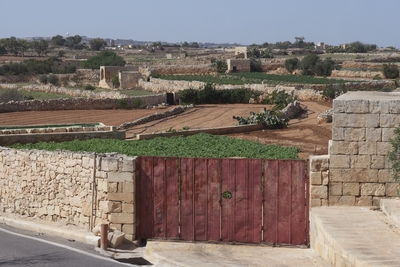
[{"xmin": 311, "ymin": 206, "xmax": 400, "ymax": 267}]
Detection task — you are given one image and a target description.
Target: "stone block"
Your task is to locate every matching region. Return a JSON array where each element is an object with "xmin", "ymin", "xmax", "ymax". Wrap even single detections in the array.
[
  {"xmin": 122, "ymin": 203, "xmax": 135, "ymax": 213},
  {"xmin": 108, "ymin": 172, "xmax": 133, "ymax": 183},
  {"xmin": 360, "ymin": 183, "xmax": 385, "ymax": 196},
  {"xmin": 388, "ymin": 100, "xmax": 400, "ymax": 114},
  {"xmin": 345, "ymin": 99, "xmax": 369, "ymax": 114},
  {"xmin": 122, "ymin": 182, "xmax": 134, "ymax": 193},
  {"xmin": 385, "ymin": 156, "xmax": 392, "ymax": 169},
  {"xmin": 370, "ymin": 155, "xmax": 385, "ymax": 169},
  {"xmin": 343, "ymin": 183, "xmax": 360, "ymax": 196},
  {"xmin": 109, "ymin": 230, "xmax": 125, "ymax": 248},
  {"xmin": 329, "ymin": 196, "xmax": 356, "ymax": 206},
  {"xmin": 350, "ymin": 155, "xmax": 370, "ymax": 169},
  {"xmin": 330, "ymin": 155, "xmax": 350, "ymax": 169},
  {"xmin": 310, "ymin": 171, "xmax": 322, "ymax": 185},
  {"xmin": 333, "ymin": 99, "xmax": 346, "ymax": 113},
  {"xmin": 356, "ymin": 196, "xmax": 373, "ymax": 206},
  {"xmin": 382, "ymin": 128, "xmax": 395, "ymax": 142},
  {"xmin": 369, "ymin": 100, "xmax": 389, "ymax": 114},
  {"xmin": 358, "ymin": 142, "xmax": 376, "ymax": 155},
  {"xmin": 386, "ymin": 183, "xmax": 399, "ymax": 197},
  {"xmin": 122, "ymin": 224, "xmax": 135, "ymax": 235},
  {"xmin": 329, "ymin": 141, "xmax": 358, "ymax": 155},
  {"xmin": 110, "ymin": 213, "xmax": 134, "ymax": 224},
  {"xmin": 309, "ymin": 155, "xmax": 329, "ymax": 172},
  {"xmin": 322, "ymin": 171, "xmax": 329, "ymax": 185},
  {"xmin": 332, "ymin": 127, "xmax": 345, "ymax": 141},
  {"xmin": 329, "ymin": 169, "xmax": 350, "ymax": 182},
  {"xmin": 378, "ymin": 169, "xmax": 393, "ymax": 183},
  {"xmin": 107, "ymin": 182, "xmax": 118, "ymax": 193},
  {"xmin": 380, "ymin": 114, "xmax": 400, "ymax": 128},
  {"xmin": 311, "ymin": 185, "xmax": 328, "ymax": 199},
  {"xmin": 377, "ymin": 142, "xmax": 393, "ymax": 155},
  {"xmin": 121, "ymin": 158, "xmax": 136, "ymax": 172},
  {"xmin": 344, "ymin": 128, "xmax": 365, "ymax": 142},
  {"xmin": 108, "ymin": 193, "xmax": 133, "ymax": 203},
  {"xmin": 310, "ymin": 198, "xmax": 322, "ymax": 207},
  {"xmin": 100, "ymin": 157, "xmax": 119, "ymax": 172},
  {"xmin": 365, "ymin": 128, "xmax": 382, "ymax": 142},
  {"xmin": 349, "ymin": 169, "xmax": 379, "ymax": 183},
  {"xmin": 97, "ymin": 179, "xmax": 108, "ymax": 192},
  {"xmin": 329, "ymin": 182, "xmax": 342, "ymax": 196},
  {"xmin": 334, "ymin": 114, "xmax": 379, "ymax": 128},
  {"xmin": 372, "ymin": 197, "xmax": 381, "ymax": 206}
]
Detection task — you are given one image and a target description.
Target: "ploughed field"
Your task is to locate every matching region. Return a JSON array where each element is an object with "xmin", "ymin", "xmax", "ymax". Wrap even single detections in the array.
[{"xmin": 0, "ymin": 101, "xmax": 332, "ymax": 159}]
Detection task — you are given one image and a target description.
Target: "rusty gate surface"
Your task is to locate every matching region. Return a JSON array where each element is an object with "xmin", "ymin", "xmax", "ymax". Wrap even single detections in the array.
[{"xmin": 136, "ymin": 156, "xmax": 309, "ymax": 245}]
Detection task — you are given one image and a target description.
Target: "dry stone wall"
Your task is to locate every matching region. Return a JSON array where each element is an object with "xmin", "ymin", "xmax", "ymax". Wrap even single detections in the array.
[
  {"xmin": 310, "ymin": 91, "xmax": 400, "ymax": 207},
  {"xmin": 0, "ymin": 148, "xmax": 137, "ymax": 241}
]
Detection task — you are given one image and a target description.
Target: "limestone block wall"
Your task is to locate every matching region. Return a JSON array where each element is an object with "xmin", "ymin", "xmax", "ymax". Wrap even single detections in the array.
[
  {"xmin": 310, "ymin": 91, "xmax": 400, "ymax": 207},
  {"xmin": 0, "ymin": 148, "xmax": 137, "ymax": 241}
]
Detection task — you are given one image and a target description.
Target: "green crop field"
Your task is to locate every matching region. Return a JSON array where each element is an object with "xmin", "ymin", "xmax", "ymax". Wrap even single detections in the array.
[
  {"xmin": 10, "ymin": 133, "xmax": 301, "ymax": 159},
  {"xmin": 156, "ymin": 73, "xmax": 351, "ymax": 85}
]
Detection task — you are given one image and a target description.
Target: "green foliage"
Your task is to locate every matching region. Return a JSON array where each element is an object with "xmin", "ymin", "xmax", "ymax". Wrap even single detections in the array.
[
  {"xmin": 284, "ymin": 58, "xmax": 300, "ymax": 73},
  {"xmin": 213, "ymin": 59, "xmax": 228, "ymax": 74},
  {"xmin": 382, "ymin": 64, "xmax": 399, "ymax": 79},
  {"xmin": 388, "ymin": 124, "xmax": 400, "ymax": 194},
  {"xmin": 262, "ymin": 90, "xmax": 297, "ymax": 110},
  {"xmin": 39, "ymin": 75, "xmax": 48, "ymax": 84},
  {"xmin": 0, "ymin": 63, "xmax": 28, "ymax": 75},
  {"xmin": 326, "ymin": 42, "xmax": 377, "ymax": 54},
  {"xmin": 157, "ymin": 73, "xmax": 351, "ymax": 86},
  {"xmin": 233, "ymin": 108, "xmax": 288, "ymax": 128},
  {"xmin": 320, "ymin": 84, "xmax": 348, "ymax": 100},
  {"xmin": 166, "ymin": 127, "xmax": 177, "ymax": 133},
  {"xmin": 30, "ymin": 39, "xmax": 49, "ymax": 57},
  {"xmin": 51, "ymin": 35, "xmax": 66, "ymax": 46},
  {"xmin": 82, "ymin": 51, "xmax": 126, "ymax": 69},
  {"xmin": 89, "ymin": 38, "xmax": 107, "ymax": 51},
  {"xmin": 247, "ymin": 47, "xmax": 273, "ymax": 59},
  {"xmin": 47, "ymin": 74, "xmax": 59, "ymax": 85},
  {"xmin": 112, "ymin": 75, "xmax": 120, "ymax": 87},
  {"xmin": 0, "ymin": 57, "xmax": 74, "ymax": 76},
  {"xmin": 179, "ymin": 83, "xmax": 258, "ymax": 104},
  {"xmin": 133, "ymin": 98, "xmax": 142, "ymax": 108},
  {"xmin": 118, "ymin": 98, "xmax": 128, "ymax": 108},
  {"xmin": 372, "ymin": 74, "xmax": 382, "ymax": 80},
  {"xmin": 0, "ymin": 89, "xmax": 25, "ymax": 103},
  {"xmin": 250, "ymin": 58, "xmax": 262, "ymax": 72},
  {"xmin": 300, "ymin": 55, "xmax": 336, "ymax": 76},
  {"xmin": 10, "ymin": 133, "xmax": 300, "ymax": 159},
  {"xmin": 84, "ymin": 84, "xmax": 96, "ymax": 91}
]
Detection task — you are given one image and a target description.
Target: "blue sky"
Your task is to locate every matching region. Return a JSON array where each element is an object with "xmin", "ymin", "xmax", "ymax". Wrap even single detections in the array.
[{"xmin": 1, "ymin": 0, "xmax": 398, "ymax": 47}]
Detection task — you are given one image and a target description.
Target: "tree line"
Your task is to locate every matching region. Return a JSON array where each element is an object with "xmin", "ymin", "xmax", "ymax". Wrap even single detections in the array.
[{"xmin": 0, "ymin": 35, "xmax": 108, "ymax": 57}]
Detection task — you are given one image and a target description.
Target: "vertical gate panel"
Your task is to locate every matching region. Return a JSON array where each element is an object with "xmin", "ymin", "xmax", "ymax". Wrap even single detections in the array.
[
  {"xmin": 263, "ymin": 160, "xmax": 279, "ymax": 243},
  {"xmin": 193, "ymin": 158, "xmax": 208, "ymax": 241},
  {"xmin": 180, "ymin": 158, "xmax": 195, "ymax": 240},
  {"xmin": 136, "ymin": 156, "xmax": 155, "ymax": 239},
  {"xmin": 290, "ymin": 161, "xmax": 306, "ymax": 245},
  {"xmin": 206, "ymin": 159, "xmax": 221, "ymax": 241},
  {"xmin": 277, "ymin": 160, "xmax": 292, "ymax": 244},
  {"xmin": 164, "ymin": 158, "xmax": 179, "ymax": 238},
  {"xmin": 221, "ymin": 159, "xmax": 236, "ymax": 241},
  {"xmin": 221, "ymin": 159, "xmax": 262, "ymax": 243},
  {"xmin": 153, "ymin": 157, "xmax": 166, "ymax": 238}
]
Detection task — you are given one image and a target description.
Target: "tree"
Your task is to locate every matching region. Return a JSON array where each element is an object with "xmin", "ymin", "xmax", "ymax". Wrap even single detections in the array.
[
  {"xmin": 182, "ymin": 41, "xmax": 189, "ymax": 47},
  {"xmin": 383, "ymin": 64, "xmax": 399, "ymax": 79},
  {"xmin": 51, "ymin": 35, "xmax": 66, "ymax": 46},
  {"xmin": 31, "ymin": 39, "xmax": 48, "ymax": 56},
  {"xmin": 17, "ymin": 39, "xmax": 30, "ymax": 57},
  {"xmin": 213, "ymin": 59, "xmax": 227, "ymax": 73},
  {"xmin": 284, "ymin": 58, "xmax": 300, "ymax": 73},
  {"xmin": 89, "ymin": 38, "xmax": 107, "ymax": 51},
  {"xmin": 314, "ymin": 57, "xmax": 336, "ymax": 76},
  {"xmin": 65, "ymin": 35, "xmax": 83, "ymax": 49},
  {"xmin": 3, "ymin": 36, "xmax": 19, "ymax": 56},
  {"xmin": 300, "ymin": 54, "xmax": 320, "ymax": 75},
  {"xmin": 0, "ymin": 90, "xmax": 24, "ymax": 103},
  {"xmin": 82, "ymin": 51, "xmax": 126, "ymax": 69}
]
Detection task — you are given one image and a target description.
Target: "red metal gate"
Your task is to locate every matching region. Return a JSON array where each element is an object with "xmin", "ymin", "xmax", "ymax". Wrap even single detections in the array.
[{"xmin": 136, "ymin": 157, "xmax": 309, "ymax": 245}]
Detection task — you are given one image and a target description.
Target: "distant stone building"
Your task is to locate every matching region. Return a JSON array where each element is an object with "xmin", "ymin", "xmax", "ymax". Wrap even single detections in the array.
[
  {"xmin": 234, "ymin": 47, "xmax": 248, "ymax": 59},
  {"xmin": 99, "ymin": 66, "xmax": 142, "ymax": 89},
  {"xmin": 226, "ymin": 59, "xmax": 250, "ymax": 73}
]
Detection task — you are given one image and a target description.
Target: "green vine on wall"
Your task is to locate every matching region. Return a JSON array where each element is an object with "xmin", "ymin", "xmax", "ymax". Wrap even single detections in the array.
[{"xmin": 388, "ymin": 124, "xmax": 400, "ymax": 194}]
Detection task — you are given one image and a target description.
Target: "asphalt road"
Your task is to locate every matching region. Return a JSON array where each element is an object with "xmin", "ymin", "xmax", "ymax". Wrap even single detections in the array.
[{"xmin": 0, "ymin": 224, "xmax": 134, "ymax": 267}]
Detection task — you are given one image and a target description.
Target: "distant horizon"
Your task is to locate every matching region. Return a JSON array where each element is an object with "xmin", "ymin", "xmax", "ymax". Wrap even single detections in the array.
[{"xmin": 1, "ymin": 0, "xmax": 399, "ymax": 48}]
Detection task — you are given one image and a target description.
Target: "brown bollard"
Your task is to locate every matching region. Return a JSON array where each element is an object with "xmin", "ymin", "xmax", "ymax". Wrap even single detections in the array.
[{"xmin": 100, "ymin": 223, "xmax": 108, "ymax": 250}]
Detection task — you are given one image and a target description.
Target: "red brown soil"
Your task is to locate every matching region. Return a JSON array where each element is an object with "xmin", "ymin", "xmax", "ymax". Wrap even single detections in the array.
[{"xmin": 0, "ymin": 101, "xmax": 332, "ymax": 159}]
